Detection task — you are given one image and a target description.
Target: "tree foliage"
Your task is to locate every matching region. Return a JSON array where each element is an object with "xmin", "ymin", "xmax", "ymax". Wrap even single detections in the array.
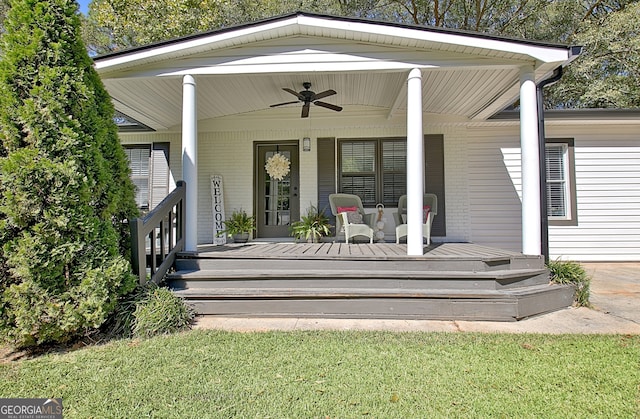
[
  {"xmin": 547, "ymin": 1, "xmax": 640, "ymax": 108},
  {"xmin": 0, "ymin": 0, "xmax": 139, "ymax": 348},
  {"xmin": 84, "ymin": 0, "xmax": 351, "ymax": 54}
]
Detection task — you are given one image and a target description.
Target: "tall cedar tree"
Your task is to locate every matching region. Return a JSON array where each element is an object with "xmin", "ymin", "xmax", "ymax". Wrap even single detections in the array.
[{"xmin": 0, "ymin": 0, "xmax": 139, "ymax": 348}]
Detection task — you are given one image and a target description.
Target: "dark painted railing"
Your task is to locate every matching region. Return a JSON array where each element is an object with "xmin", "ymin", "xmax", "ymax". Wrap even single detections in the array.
[{"xmin": 130, "ymin": 181, "xmax": 186, "ymax": 284}]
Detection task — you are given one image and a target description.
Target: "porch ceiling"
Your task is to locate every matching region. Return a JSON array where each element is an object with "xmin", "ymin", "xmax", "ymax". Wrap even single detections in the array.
[{"xmin": 95, "ymin": 12, "xmax": 578, "ymax": 131}]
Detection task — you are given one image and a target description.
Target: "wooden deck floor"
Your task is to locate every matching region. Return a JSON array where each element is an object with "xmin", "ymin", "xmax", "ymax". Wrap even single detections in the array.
[{"xmin": 193, "ymin": 242, "xmax": 525, "ymax": 261}]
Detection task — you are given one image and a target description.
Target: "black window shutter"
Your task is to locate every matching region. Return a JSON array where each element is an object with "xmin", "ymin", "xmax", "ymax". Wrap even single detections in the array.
[
  {"xmin": 425, "ymin": 135, "xmax": 446, "ymax": 237},
  {"xmin": 317, "ymin": 137, "xmax": 336, "ymax": 223}
]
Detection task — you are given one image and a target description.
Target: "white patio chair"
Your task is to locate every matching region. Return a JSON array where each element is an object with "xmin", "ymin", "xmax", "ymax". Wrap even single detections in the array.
[
  {"xmin": 329, "ymin": 193, "xmax": 375, "ymax": 243},
  {"xmin": 393, "ymin": 194, "xmax": 438, "ymax": 245}
]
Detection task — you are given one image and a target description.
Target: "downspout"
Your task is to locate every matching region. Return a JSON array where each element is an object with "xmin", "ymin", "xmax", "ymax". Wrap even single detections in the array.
[{"xmin": 536, "ymin": 66, "xmax": 563, "ymax": 263}]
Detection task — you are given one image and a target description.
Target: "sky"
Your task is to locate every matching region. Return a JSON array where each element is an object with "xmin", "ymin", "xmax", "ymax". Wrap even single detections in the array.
[{"xmin": 77, "ymin": 0, "xmax": 90, "ymax": 14}]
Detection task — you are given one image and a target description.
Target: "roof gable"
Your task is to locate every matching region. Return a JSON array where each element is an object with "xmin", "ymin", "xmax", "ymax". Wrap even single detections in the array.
[{"xmin": 95, "ymin": 12, "xmax": 579, "ymax": 130}]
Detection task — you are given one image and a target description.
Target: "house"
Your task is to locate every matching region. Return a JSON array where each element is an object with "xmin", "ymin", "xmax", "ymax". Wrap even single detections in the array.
[{"xmin": 95, "ymin": 11, "xmax": 640, "ymax": 263}]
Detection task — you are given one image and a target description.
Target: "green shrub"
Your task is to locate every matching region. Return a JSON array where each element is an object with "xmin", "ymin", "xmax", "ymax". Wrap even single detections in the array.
[
  {"xmin": 547, "ymin": 259, "xmax": 591, "ymax": 307},
  {"xmin": 0, "ymin": 0, "xmax": 138, "ymax": 348},
  {"xmin": 101, "ymin": 285, "xmax": 150, "ymax": 339},
  {"xmin": 132, "ymin": 286, "xmax": 194, "ymax": 339},
  {"xmin": 103, "ymin": 284, "xmax": 194, "ymax": 339}
]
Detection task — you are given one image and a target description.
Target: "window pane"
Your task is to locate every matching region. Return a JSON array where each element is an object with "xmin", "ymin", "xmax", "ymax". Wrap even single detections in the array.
[
  {"xmin": 264, "ymin": 150, "xmax": 291, "ymax": 226},
  {"xmin": 546, "ymin": 144, "xmax": 566, "ymax": 217},
  {"xmin": 341, "ymin": 141, "xmax": 375, "ymax": 172},
  {"xmin": 382, "ymin": 141, "xmax": 406, "ymax": 171},
  {"xmin": 382, "ymin": 173, "xmax": 406, "ymax": 205},
  {"xmin": 341, "ymin": 175, "xmax": 376, "ymax": 206},
  {"xmin": 382, "ymin": 140, "xmax": 406, "ymax": 205},
  {"xmin": 547, "ymin": 182, "xmax": 566, "ymax": 216},
  {"xmin": 546, "ymin": 146, "xmax": 564, "ymax": 181}
]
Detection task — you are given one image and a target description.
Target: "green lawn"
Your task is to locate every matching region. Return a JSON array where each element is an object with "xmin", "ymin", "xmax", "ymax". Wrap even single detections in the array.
[{"xmin": 1, "ymin": 331, "xmax": 638, "ymax": 418}]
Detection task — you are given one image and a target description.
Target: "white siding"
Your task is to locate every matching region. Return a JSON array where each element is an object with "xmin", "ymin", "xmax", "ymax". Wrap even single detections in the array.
[
  {"xmin": 467, "ymin": 128, "xmax": 522, "ymax": 252},
  {"xmin": 465, "ymin": 123, "xmax": 640, "ymax": 261},
  {"xmin": 546, "ymin": 125, "xmax": 640, "ymax": 261},
  {"xmin": 438, "ymin": 126, "xmax": 470, "ymax": 243}
]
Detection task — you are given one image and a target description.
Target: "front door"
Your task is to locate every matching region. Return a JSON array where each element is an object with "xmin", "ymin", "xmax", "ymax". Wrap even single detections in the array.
[{"xmin": 256, "ymin": 142, "xmax": 299, "ymax": 238}]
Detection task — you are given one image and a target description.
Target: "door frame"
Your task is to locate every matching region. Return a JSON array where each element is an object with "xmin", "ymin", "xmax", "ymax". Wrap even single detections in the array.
[{"xmin": 253, "ymin": 140, "xmax": 300, "ymax": 238}]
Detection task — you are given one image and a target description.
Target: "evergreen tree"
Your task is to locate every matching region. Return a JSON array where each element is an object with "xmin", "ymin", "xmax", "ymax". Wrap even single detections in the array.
[{"xmin": 0, "ymin": 0, "xmax": 138, "ymax": 348}]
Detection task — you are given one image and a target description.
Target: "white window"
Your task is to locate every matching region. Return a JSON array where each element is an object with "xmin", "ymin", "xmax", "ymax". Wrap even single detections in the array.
[{"xmin": 545, "ymin": 139, "xmax": 576, "ymax": 224}]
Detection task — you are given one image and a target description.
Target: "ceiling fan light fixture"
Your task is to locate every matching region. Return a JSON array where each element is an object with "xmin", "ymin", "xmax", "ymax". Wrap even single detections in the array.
[{"xmin": 270, "ymin": 82, "xmax": 343, "ymax": 118}]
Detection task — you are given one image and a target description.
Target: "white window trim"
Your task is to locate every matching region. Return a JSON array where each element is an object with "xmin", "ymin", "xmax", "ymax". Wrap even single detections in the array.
[{"xmin": 546, "ymin": 138, "xmax": 577, "ymax": 226}]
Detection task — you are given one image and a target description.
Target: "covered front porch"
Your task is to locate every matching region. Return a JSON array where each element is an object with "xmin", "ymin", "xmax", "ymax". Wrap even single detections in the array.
[
  {"xmin": 96, "ymin": 12, "xmax": 581, "ymax": 259},
  {"xmin": 128, "ymin": 183, "xmax": 574, "ymax": 321}
]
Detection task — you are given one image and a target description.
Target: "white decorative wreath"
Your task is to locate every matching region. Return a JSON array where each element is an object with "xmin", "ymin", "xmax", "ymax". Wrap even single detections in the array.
[{"xmin": 265, "ymin": 152, "xmax": 291, "ymax": 181}]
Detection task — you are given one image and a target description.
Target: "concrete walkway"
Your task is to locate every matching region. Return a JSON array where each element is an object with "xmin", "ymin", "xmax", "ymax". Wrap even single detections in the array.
[{"xmin": 194, "ymin": 262, "xmax": 640, "ymax": 334}]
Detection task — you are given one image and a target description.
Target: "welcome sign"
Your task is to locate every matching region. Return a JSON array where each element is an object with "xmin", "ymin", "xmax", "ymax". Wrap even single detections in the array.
[{"xmin": 211, "ymin": 175, "xmax": 226, "ymax": 245}]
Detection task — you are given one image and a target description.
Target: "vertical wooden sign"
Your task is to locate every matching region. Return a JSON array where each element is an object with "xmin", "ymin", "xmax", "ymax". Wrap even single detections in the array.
[{"xmin": 211, "ymin": 175, "xmax": 226, "ymax": 245}]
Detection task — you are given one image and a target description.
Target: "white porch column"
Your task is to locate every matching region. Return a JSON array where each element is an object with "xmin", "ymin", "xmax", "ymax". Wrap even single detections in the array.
[
  {"xmin": 407, "ymin": 68, "xmax": 424, "ymax": 256},
  {"xmin": 520, "ymin": 67, "xmax": 541, "ymax": 255},
  {"xmin": 182, "ymin": 75, "xmax": 198, "ymax": 252}
]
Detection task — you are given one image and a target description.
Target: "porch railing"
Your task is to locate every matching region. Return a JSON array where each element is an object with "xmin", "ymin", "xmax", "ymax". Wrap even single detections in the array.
[{"xmin": 130, "ymin": 181, "xmax": 186, "ymax": 284}]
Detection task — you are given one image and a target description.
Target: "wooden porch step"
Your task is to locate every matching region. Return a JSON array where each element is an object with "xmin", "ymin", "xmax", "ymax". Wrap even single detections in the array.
[
  {"xmin": 175, "ymin": 255, "xmax": 544, "ymax": 273},
  {"xmin": 168, "ymin": 268, "xmax": 550, "ymax": 290},
  {"xmin": 173, "ymin": 284, "xmax": 556, "ymax": 299},
  {"xmin": 173, "ymin": 284, "xmax": 576, "ymax": 322}
]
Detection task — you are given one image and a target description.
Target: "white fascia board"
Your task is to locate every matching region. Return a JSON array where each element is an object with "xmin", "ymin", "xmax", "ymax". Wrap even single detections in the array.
[
  {"xmin": 297, "ymin": 15, "xmax": 572, "ymax": 64},
  {"xmin": 95, "ymin": 17, "xmax": 302, "ymax": 73}
]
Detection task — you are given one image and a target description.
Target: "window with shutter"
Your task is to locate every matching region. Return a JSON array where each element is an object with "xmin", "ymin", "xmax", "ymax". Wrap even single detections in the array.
[
  {"xmin": 333, "ymin": 135, "xmax": 445, "ymax": 235},
  {"xmin": 339, "ymin": 138, "xmax": 406, "ymax": 206},
  {"xmin": 545, "ymin": 144, "xmax": 567, "ymax": 217},
  {"xmin": 545, "ymin": 139, "xmax": 577, "ymax": 225}
]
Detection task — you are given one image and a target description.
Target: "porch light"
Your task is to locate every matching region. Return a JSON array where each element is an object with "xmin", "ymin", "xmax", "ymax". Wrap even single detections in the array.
[{"xmin": 303, "ymin": 137, "xmax": 311, "ymax": 152}]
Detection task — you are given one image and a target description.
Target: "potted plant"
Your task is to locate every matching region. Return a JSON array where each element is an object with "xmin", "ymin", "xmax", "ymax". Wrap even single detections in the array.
[
  {"xmin": 290, "ymin": 205, "xmax": 332, "ymax": 243},
  {"xmin": 219, "ymin": 209, "xmax": 256, "ymax": 243}
]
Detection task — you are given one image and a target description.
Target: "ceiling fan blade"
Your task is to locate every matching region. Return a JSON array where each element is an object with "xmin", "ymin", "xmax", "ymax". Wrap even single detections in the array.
[
  {"xmin": 301, "ymin": 102, "xmax": 310, "ymax": 118},
  {"xmin": 314, "ymin": 101, "xmax": 343, "ymax": 112},
  {"xmin": 312, "ymin": 89, "xmax": 336, "ymax": 101},
  {"xmin": 283, "ymin": 88, "xmax": 304, "ymax": 100},
  {"xmin": 270, "ymin": 101, "xmax": 300, "ymax": 108}
]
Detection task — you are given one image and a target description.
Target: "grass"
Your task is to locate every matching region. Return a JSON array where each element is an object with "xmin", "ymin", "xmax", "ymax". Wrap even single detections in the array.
[{"xmin": 1, "ymin": 331, "xmax": 638, "ymax": 418}]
